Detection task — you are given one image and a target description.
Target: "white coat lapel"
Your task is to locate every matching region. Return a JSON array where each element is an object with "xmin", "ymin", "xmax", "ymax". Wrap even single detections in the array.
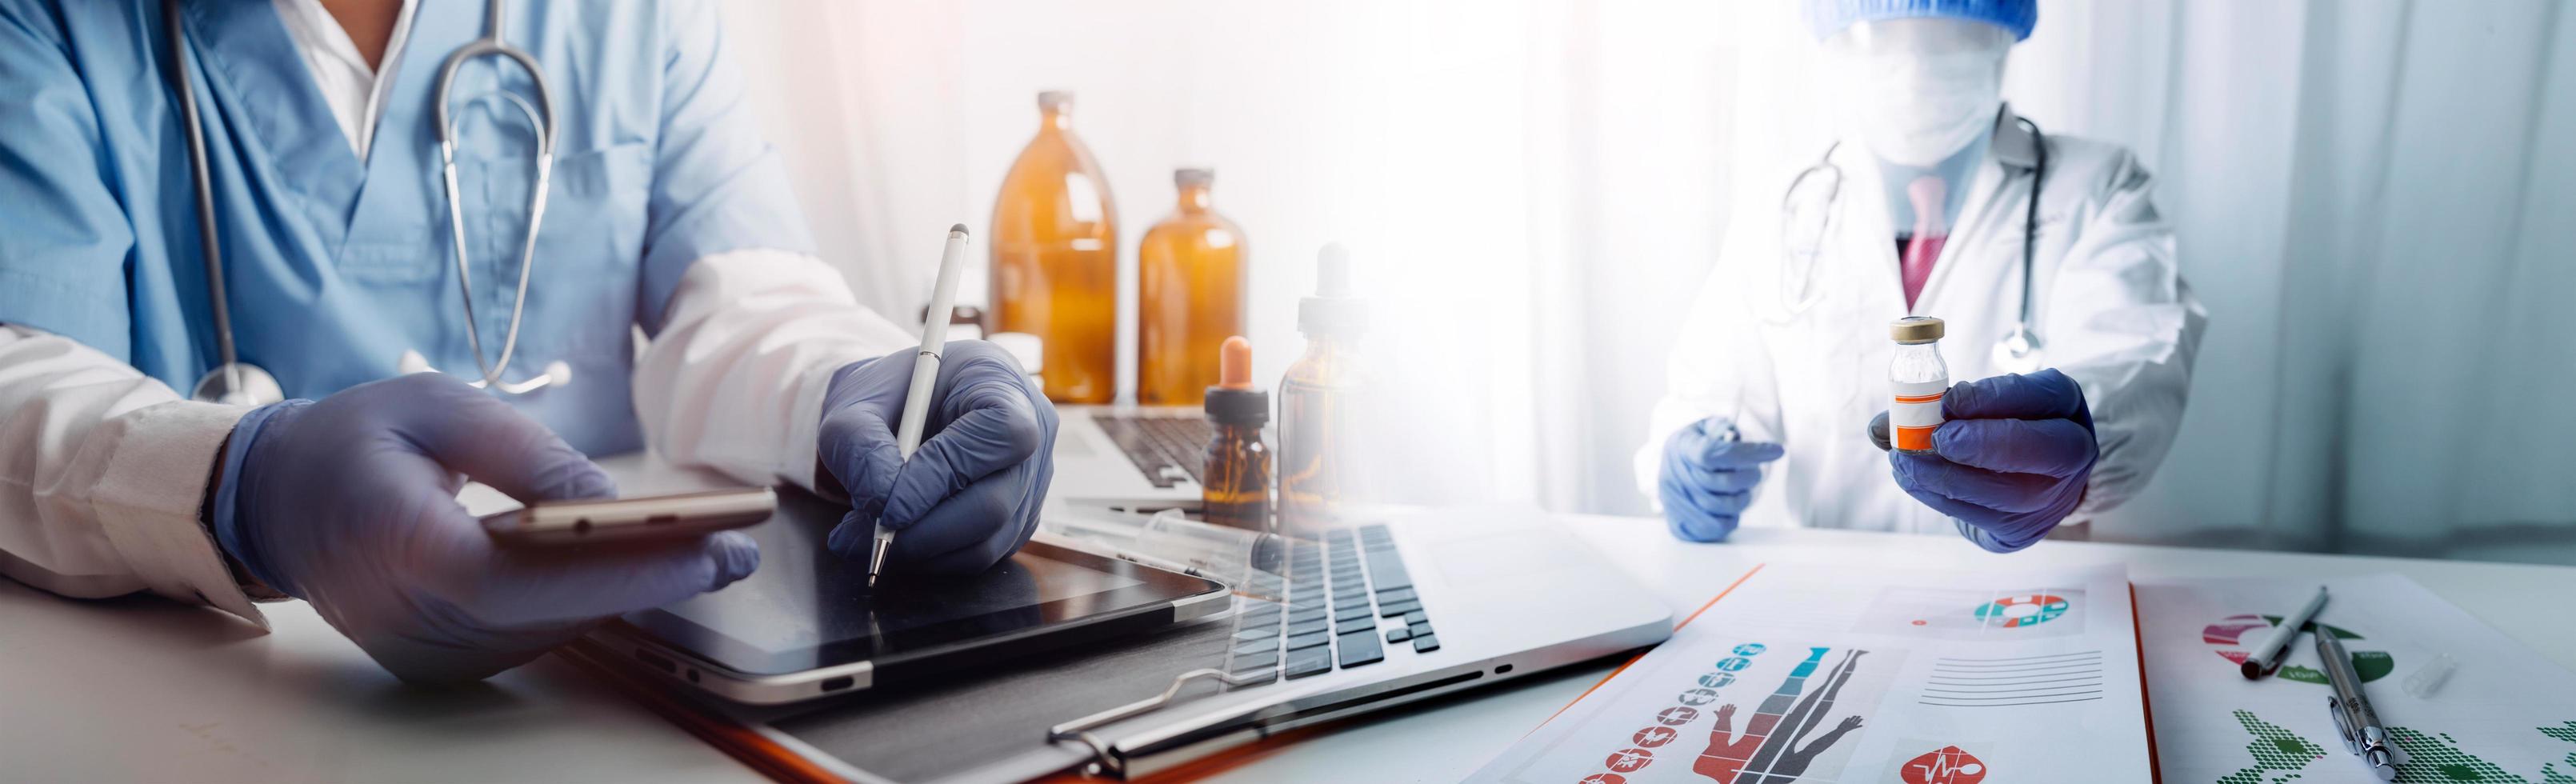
[{"xmin": 1828, "ymin": 142, "xmax": 1906, "ymax": 319}]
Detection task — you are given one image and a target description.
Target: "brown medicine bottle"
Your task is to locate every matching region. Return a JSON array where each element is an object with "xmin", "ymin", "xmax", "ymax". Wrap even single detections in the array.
[
  {"xmin": 1138, "ymin": 168, "xmax": 1247, "ymax": 406},
  {"xmin": 1201, "ymin": 337, "xmax": 1272, "ymax": 532},
  {"xmin": 990, "ymin": 91, "xmax": 1118, "ymax": 404}
]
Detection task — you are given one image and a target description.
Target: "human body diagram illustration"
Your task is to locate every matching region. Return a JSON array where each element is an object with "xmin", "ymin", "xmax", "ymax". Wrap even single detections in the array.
[{"xmin": 1694, "ymin": 647, "xmax": 1872, "ymax": 783}]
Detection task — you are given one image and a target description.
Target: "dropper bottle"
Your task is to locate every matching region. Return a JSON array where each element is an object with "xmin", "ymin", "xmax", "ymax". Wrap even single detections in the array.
[
  {"xmin": 1201, "ymin": 337, "xmax": 1273, "ymax": 532},
  {"xmin": 1277, "ymin": 245, "xmax": 1367, "ymax": 534}
]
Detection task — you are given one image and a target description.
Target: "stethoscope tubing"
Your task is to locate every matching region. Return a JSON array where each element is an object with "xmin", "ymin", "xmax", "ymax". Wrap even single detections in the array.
[
  {"xmin": 161, "ymin": 0, "xmax": 239, "ymax": 382},
  {"xmin": 163, "ymin": 0, "xmax": 561, "ymax": 401},
  {"xmin": 434, "ymin": 17, "xmax": 558, "ymax": 390},
  {"xmin": 1776, "ymin": 117, "xmax": 2046, "ymax": 363}
]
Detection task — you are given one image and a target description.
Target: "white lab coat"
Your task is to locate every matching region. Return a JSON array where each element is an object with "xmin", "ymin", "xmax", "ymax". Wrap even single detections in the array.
[{"xmin": 1637, "ymin": 109, "xmax": 2206, "ymax": 538}]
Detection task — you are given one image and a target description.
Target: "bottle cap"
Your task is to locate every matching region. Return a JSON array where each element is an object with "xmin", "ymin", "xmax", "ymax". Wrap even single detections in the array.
[
  {"xmin": 1038, "ymin": 90, "xmax": 1074, "ymax": 113},
  {"xmin": 1217, "ymin": 336, "xmax": 1253, "ymax": 390},
  {"xmin": 1298, "ymin": 244, "xmax": 1368, "ymax": 336},
  {"xmin": 1205, "ymin": 336, "xmax": 1268, "ymax": 424},
  {"xmin": 1174, "ymin": 168, "xmax": 1214, "ymax": 189},
  {"xmin": 1890, "ymin": 315, "xmax": 1945, "ymax": 344}
]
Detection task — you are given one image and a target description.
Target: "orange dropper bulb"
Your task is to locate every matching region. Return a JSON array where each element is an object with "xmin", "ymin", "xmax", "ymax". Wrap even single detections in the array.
[{"xmin": 1218, "ymin": 336, "xmax": 1254, "ymax": 390}]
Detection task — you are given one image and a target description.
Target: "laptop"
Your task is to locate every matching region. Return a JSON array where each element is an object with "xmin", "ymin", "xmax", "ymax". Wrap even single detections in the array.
[
  {"xmin": 1048, "ymin": 504, "xmax": 1671, "ymax": 777},
  {"xmin": 1046, "ymin": 406, "xmax": 1214, "ymax": 516},
  {"xmin": 1038, "ymin": 408, "xmax": 1673, "ymax": 778}
]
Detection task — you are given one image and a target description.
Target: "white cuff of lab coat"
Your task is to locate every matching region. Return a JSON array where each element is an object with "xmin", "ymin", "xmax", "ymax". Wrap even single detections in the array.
[
  {"xmin": 84, "ymin": 401, "xmax": 265, "ymax": 628},
  {"xmin": 638, "ymin": 250, "xmax": 914, "ymax": 490},
  {"xmin": 784, "ymin": 351, "xmax": 868, "ymax": 493}
]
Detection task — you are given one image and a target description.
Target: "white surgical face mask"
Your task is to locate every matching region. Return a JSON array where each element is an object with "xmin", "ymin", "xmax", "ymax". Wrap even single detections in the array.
[{"xmin": 1824, "ymin": 18, "xmax": 2012, "ymax": 166}]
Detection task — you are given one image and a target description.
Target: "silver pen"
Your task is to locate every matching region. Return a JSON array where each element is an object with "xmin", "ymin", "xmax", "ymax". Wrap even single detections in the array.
[
  {"xmin": 869, "ymin": 224, "xmax": 972, "ymax": 587},
  {"xmin": 2318, "ymin": 627, "xmax": 2406, "ymax": 780},
  {"xmin": 2243, "ymin": 586, "xmax": 2330, "ymax": 678}
]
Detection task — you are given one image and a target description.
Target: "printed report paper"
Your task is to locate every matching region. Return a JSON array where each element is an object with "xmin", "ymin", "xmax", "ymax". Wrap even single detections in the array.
[
  {"xmin": 1468, "ymin": 562, "xmax": 2150, "ymax": 784},
  {"xmin": 2137, "ymin": 573, "xmax": 2576, "ymax": 784}
]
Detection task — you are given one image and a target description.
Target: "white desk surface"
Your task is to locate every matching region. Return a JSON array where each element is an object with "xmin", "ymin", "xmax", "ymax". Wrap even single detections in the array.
[{"xmin": 7, "ymin": 455, "xmax": 2572, "ymax": 783}]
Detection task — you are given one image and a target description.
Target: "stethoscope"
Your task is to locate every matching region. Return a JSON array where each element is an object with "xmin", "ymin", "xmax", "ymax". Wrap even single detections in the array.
[
  {"xmin": 161, "ymin": 0, "xmax": 570, "ymax": 406},
  {"xmin": 1775, "ymin": 115, "xmax": 2050, "ymax": 374}
]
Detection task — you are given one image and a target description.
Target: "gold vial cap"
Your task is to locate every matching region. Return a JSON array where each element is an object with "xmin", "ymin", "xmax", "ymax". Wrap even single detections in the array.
[{"xmin": 1890, "ymin": 316, "xmax": 1946, "ymax": 344}]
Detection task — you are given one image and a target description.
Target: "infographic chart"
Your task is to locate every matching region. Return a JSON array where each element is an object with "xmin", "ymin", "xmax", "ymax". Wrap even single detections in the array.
[
  {"xmin": 1469, "ymin": 564, "xmax": 2148, "ymax": 784},
  {"xmin": 2138, "ymin": 574, "xmax": 2576, "ymax": 784},
  {"xmin": 2202, "ymin": 614, "xmax": 2394, "ymax": 686},
  {"xmin": 2210, "ymin": 710, "xmax": 2576, "ymax": 784},
  {"xmin": 1856, "ymin": 586, "xmax": 2088, "ymax": 640},
  {"xmin": 1688, "ymin": 646, "xmax": 1894, "ymax": 783},
  {"xmin": 1897, "ymin": 746, "xmax": 1988, "ymax": 784}
]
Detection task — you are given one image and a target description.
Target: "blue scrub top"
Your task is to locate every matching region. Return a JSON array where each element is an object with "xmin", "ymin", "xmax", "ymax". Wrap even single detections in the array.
[{"xmin": 0, "ymin": 0, "xmax": 816, "ymax": 454}]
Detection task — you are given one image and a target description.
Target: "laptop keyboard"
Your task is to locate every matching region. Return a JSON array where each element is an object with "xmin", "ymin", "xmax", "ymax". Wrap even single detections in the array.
[
  {"xmin": 1092, "ymin": 414, "xmax": 1214, "ymax": 488},
  {"xmin": 1224, "ymin": 525, "xmax": 1438, "ymax": 688}
]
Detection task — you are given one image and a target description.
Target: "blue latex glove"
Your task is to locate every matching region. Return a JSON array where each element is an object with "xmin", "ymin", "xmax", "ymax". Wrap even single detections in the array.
[
  {"xmin": 212, "ymin": 374, "xmax": 760, "ymax": 684},
  {"xmin": 1657, "ymin": 418, "xmax": 1786, "ymax": 542},
  {"xmin": 818, "ymin": 340, "xmax": 1058, "ymax": 574},
  {"xmin": 1882, "ymin": 369, "xmax": 2098, "ymax": 553}
]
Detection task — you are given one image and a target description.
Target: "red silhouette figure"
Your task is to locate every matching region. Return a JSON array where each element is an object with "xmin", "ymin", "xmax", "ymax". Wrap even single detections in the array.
[{"xmin": 1694, "ymin": 648, "xmax": 1870, "ymax": 784}]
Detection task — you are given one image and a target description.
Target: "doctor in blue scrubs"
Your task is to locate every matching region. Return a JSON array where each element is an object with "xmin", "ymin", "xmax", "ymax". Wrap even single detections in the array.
[{"xmin": 0, "ymin": 0, "xmax": 1057, "ymax": 683}]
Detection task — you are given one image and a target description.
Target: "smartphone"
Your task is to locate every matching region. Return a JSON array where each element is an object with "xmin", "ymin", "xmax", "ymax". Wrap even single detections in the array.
[{"xmin": 481, "ymin": 487, "xmax": 778, "ymax": 546}]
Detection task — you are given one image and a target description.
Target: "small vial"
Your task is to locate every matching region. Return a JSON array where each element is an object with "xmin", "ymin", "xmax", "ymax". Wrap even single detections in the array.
[
  {"xmin": 1202, "ymin": 336, "xmax": 1274, "ymax": 532},
  {"xmin": 1890, "ymin": 316, "xmax": 1949, "ymax": 453}
]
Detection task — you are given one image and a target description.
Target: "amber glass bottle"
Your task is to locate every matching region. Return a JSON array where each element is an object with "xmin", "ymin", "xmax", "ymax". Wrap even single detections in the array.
[
  {"xmin": 1138, "ymin": 168, "xmax": 1246, "ymax": 406},
  {"xmin": 990, "ymin": 91, "xmax": 1118, "ymax": 404}
]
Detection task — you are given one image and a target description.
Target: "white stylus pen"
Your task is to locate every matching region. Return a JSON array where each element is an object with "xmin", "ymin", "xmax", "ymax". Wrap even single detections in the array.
[{"xmin": 869, "ymin": 223, "xmax": 971, "ymax": 587}]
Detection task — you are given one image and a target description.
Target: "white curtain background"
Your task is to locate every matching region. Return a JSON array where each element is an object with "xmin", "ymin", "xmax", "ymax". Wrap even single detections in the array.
[{"xmin": 716, "ymin": 1, "xmax": 2576, "ymax": 564}]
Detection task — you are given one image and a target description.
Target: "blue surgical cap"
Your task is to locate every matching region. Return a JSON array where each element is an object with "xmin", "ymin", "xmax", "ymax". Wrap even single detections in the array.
[{"xmin": 1802, "ymin": 0, "xmax": 2038, "ymax": 42}]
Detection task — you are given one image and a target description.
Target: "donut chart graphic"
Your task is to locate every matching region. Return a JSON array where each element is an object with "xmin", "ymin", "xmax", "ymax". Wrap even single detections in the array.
[
  {"xmin": 2203, "ymin": 614, "xmax": 2393, "ymax": 685},
  {"xmin": 1973, "ymin": 593, "xmax": 2070, "ymax": 628}
]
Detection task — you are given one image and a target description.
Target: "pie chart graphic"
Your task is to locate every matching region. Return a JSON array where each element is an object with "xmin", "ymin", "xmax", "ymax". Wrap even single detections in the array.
[
  {"xmin": 2204, "ymin": 614, "xmax": 2394, "ymax": 685},
  {"xmin": 1974, "ymin": 594, "xmax": 2070, "ymax": 628}
]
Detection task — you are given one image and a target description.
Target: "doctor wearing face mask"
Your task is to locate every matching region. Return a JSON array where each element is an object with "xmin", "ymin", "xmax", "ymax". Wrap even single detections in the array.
[{"xmin": 1639, "ymin": 0, "xmax": 2206, "ymax": 552}]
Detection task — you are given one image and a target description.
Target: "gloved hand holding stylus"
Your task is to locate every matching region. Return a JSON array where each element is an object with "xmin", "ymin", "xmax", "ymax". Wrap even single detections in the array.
[
  {"xmin": 1870, "ymin": 370, "xmax": 2098, "ymax": 552},
  {"xmin": 1657, "ymin": 417, "xmax": 1786, "ymax": 542},
  {"xmin": 817, "ymin": 339, "xmax": 1058, "ymax": 575},
  {"xmin": 211, "ymin": 374, "xmax": 761, "ymax": 684}
]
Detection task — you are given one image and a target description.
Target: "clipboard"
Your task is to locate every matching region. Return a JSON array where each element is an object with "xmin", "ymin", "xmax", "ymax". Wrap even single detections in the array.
[
  {"xmin": 559, "ymin": 516, "xmax": 1291, "ymax": 782},
  {"xmin": 562, "ymin": 598, "xmax": 1253, "ymax": 783}
]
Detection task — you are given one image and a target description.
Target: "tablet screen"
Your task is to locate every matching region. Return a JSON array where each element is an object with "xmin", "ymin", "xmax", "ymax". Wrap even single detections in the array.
[{"xmin": 617, "ymin": 490, "xmax": 1218, "ymax": 676}]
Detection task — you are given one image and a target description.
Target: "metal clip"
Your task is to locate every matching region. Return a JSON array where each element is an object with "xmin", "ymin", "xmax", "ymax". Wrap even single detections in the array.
[
  {"xmin": 2327, "ymin": 695, "xmax": 2362, "ymax": 754},
  {"xmin": 1048, "ymin": 668, "xmax": 1263, "ymax": 777}
]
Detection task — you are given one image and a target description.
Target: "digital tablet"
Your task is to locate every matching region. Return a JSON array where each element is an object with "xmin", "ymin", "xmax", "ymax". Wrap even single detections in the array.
[{"xmin": 586, "ymin": 489, "xmax": 1228, "ymax": 705}]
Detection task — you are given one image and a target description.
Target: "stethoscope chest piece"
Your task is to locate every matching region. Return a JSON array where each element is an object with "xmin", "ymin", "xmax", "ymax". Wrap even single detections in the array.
[
  {"xmin": 1990, "ymin": 325, "xmax": 2044, "ymax": 375},
  {"xmin": 190, "ymin": 362, "xmax": 284, "ymax": 406}
]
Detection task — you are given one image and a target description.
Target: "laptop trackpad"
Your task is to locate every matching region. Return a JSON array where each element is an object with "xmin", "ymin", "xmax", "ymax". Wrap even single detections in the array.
[{"xmin": 1428, "ymin": 529, "xmax": 1580, "ymax": 587}]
